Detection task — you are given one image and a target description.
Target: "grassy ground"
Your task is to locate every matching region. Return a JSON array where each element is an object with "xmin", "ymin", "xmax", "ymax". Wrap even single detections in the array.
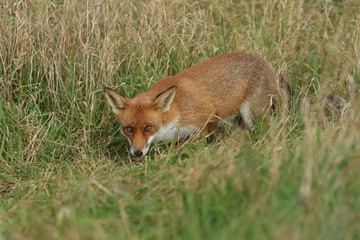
[{"xmin": 1, "ymin": 0, "xmax": 360, "ymax": 239}]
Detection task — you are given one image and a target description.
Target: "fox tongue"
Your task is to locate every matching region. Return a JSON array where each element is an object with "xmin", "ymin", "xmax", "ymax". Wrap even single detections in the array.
[{"xmin": 135, "ymin": 157, "xmax": 142, "ymax": 161}]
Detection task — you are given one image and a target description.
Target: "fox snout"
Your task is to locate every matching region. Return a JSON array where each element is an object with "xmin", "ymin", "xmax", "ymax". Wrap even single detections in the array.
[
  {"xmin": 129, "ymin": 145, "xmax": 145, "ymax": 157},
  {"xmin": 129, "ymin": 136, "xmax": 155, "ymax": 157},
  {"xmin": 130, "ymin": 146, "xmax": 144, "ymax": 157},
  {"xmin": 133, "ymin": 150, "xmax": 143, "ymax": 157}
]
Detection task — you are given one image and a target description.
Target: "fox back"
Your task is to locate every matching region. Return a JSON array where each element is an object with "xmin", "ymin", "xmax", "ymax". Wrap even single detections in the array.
[{"xmin": 105, "ymin": 52, "xmax": 285, "ymax": 157}]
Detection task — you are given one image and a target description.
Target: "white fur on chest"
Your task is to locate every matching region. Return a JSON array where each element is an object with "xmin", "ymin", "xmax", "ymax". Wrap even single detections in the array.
[{"xmin": 154, "ymin": 117, "xmax": 200, "ymax": 141}]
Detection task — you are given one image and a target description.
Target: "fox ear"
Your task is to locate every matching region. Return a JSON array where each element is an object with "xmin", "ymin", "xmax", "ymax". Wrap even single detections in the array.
[
  {"xmin": 155, "ymin": 86, "xmax": 177, "ymax": 112},
  {"xmin": 104, "ymin": 87, "xmax": 127, "ymax": 114}
]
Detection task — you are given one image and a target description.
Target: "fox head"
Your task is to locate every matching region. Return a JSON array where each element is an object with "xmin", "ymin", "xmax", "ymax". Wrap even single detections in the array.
[{"xmin": 104, "ymin": 86, "xmax": 177, "ymax": 157}]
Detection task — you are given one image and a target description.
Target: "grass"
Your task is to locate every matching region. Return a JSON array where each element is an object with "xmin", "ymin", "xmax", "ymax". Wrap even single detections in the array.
[{"xmin": 1, "ymin": 0, "xmax": 360, "ymax": 239}]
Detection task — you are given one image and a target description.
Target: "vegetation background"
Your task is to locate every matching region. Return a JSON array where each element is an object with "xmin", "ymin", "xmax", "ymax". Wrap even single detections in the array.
[{"xmin": 1, "ymin": 0, "xmax": 359, "ymax": 239}]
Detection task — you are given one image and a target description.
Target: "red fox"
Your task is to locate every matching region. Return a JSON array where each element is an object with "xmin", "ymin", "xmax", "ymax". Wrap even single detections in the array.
[{"xmin": 104, "ymin": 52, "xmax": 290, "ymax": 157}]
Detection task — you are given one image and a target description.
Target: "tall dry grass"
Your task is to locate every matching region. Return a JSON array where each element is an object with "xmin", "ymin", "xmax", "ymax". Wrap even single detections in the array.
[{"xmin": 1, "ymin": 0, "xmax": 360, "ymax": 239}]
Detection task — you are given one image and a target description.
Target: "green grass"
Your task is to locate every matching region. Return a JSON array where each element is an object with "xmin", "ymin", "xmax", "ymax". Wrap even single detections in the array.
[{"xmin": 1, "ymin": 0, "xmax": 360, "ymax": 239}]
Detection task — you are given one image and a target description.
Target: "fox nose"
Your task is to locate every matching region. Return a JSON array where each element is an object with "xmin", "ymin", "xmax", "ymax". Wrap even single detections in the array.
[{"xmin": 134, "ymin": 150, "xmax": 143, "ymax": 157}]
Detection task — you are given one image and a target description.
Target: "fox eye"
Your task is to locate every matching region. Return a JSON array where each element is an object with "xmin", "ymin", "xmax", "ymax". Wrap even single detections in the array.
[
  {"xmin": 145, "ymin": 126, "xmax": 152, "ymax": 132},
  {"xmin": 126, "ymin": 127, "xmax": 134, "ymax": 133}
]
